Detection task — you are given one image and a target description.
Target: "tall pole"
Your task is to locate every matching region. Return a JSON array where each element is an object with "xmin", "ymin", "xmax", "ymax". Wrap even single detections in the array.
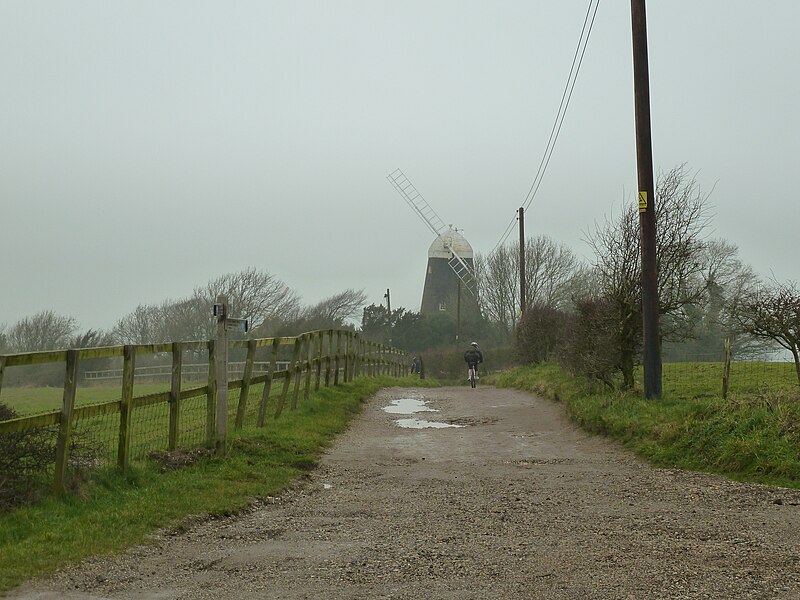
[
  {"xmin": 384, "ymin": 288, "xmax": 392, "ymax": 345},
  {"xmin": 214, "ymin": 294, "xmax": 229, "ymax": 453},
  {"xmin": 456, "ymin": 279, "xmax": 461, "ymax": 344},
  {"xmin": 519, "ymin": 207, "xmax": 526, "ymax": 319},
  {"xmin": 631, "ymin": 0, "xmax": 662, "ymax": 399}
]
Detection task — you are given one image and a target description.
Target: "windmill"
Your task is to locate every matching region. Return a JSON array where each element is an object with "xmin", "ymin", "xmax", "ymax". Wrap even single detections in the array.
[{"xmin": 387, "ymin": 169, "xmax": 480, "ymax": 320}]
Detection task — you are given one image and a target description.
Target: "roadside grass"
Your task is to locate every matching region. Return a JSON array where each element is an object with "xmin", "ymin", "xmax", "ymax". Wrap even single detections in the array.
[
  {"xmin": 488, "ymin": 363, "xmax": 800, "ymax": 489},
  {"xmin": 0, "ymin": 375, "xmax": 437, "ymax": 593}
]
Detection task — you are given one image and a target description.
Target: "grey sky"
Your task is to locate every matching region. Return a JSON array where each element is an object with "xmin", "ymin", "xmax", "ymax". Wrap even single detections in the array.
[{"xmin": 1, "ymin": 1, "xmax": 798, "ymax": 331}]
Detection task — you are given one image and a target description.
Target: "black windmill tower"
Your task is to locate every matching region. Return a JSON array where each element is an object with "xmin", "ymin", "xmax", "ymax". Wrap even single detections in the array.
[{"xmin": 387, "ymin": 169, "xmax": 480, "ymax": 328}]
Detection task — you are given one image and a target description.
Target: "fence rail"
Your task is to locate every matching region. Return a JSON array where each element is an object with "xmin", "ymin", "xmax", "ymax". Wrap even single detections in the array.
[
  {"xmin": 84, "ymin": 361, "xmax": 293, "ymax": 380},
  {"xmin": 0, "ymin": 329, "xmax": 407, "ymax": 498}
]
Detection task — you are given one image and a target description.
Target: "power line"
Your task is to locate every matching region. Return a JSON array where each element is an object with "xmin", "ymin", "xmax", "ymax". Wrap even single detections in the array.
[
  {"xmin": 523, "ymin": 0, "xmax": 600, "ymax": 212},
  {"xmin": 489, "ymin": 0, "xmax": 601, "ymax": 254}
]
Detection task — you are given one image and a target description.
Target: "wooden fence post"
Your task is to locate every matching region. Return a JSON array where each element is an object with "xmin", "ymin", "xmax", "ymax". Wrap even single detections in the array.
[
  {"xmin": 369, "ymin": 342, "xmax": 375, "ymax": 377},
  {"xmin": 169, "ymin": 342, "xmax": 182, "ymax": 450},
  {"xmin": 276, "ymin": 337, "xmax": 302, "ymax": 418},
  {"xmin": 292, "ymin": 335, "xmax": 306, "ymax": 409},
  {"xmin": 54, "ymin": 349, "xmax": 79, "ymax": 495},
  {"xmin": 333, "ymin": 331, "xmax": 342, "ymax": 385},
  {"xmin": 236, "ymin": 339, "xmax": 256, "ymax": 429},
  {"xmin": 0, "ymin": 355, "xmax": 6, "ymax": 401},
  {"xmin": 303, "ymin": 334, "xmax": 313, "ymax": 401},
  {"xmin": 324, "ymin": 330, "xmax": 333, "ymax": 387},
  {"xmin": 722, "ymin": 336, "xmax": 732, "ymax": 401},
  {"xmin": 343, "ymin": 332, "xmax": 351, "ymax": 382},
  {"xmin": 351, "ymin": 334, "xmax": 360, "ymax": 379},
  {"xmin": 314, "ymin": 331, "xmax": 323, "ymax": 391},
  {"xmin": 118, "ymin": 345, "xmax": 136, "ymax": 471},
  {"xmin": 207, "ymin": 339, "xmax": 216, "ymax": 447},
  {"xmin": 258, "ymin": 337, "xmax": 280, "ymax": 427}
]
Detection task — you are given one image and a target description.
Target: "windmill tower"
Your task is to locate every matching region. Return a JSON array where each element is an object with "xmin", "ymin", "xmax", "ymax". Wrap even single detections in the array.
[{"xmin": 387, "ymin": 169, "xmax": 480, "ymax": 321}]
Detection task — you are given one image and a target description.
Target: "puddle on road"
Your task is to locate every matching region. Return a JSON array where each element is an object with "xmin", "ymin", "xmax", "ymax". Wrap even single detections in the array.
[
  {"xmin": 382, "ymin": 397, "xmax": 438, "ymax": 414},
  {"xmin": 395, "ymin": 418, "xmax": 465, "ymax": 429},
  {"xmin": 383, "ymin": 397, "xmax": 464, "ymax": 429}
]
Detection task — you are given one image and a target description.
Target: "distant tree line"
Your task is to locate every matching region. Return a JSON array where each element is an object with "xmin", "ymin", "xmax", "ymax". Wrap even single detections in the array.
[
  {"xmin": 3, "ymin": 165, "xmax": 797, "ymax": 387},
  {"xmin": 0, "ymin": 267, "xmax": 367, "ymax": 354}
]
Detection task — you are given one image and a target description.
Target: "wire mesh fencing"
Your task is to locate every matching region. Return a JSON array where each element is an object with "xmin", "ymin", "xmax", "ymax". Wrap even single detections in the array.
[
  {"xmin": 0, "ymin": 330, "xmax": 407, "ymax": 504},
  {"xmin": 662, "ymin": 353, "xmax": 799, "ymax": 399}
]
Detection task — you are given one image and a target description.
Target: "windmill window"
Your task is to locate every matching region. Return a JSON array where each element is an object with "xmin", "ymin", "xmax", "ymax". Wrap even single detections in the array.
[{"xmin": 438, "ymin": 302, "xmax": 447, "ymax": 312}]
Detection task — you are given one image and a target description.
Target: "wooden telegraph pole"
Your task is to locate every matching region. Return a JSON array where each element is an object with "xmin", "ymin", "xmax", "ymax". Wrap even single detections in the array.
[
  {"xmin": 384, "ymin": 288, "xmax": 392, "ymax": 345},
  {"xmin": 631, "ymin": 0, "xmax": 662, "ymax": 399},
  {"xmin": 519, "ymin": 207, "xmax": 526, "ymax": 319}
]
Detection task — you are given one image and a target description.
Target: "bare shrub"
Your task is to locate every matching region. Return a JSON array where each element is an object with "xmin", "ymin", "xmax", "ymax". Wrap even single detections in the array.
[
  {"xmin": 558, "ymin": 297, "xmax": 621, "ymax": 388},
  {"xmin": 0, "ymin": 403, "xmax": 55, "ymax": 510},
  {"xmin": 516, "ymin": 304, "xmax": 568, "ymax": 365}
]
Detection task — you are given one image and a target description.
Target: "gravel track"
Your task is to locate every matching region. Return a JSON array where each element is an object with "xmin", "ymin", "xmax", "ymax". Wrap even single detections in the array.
[{"xmin": 10, "ymin": 385, "xmax": 800, "ymax": 599}]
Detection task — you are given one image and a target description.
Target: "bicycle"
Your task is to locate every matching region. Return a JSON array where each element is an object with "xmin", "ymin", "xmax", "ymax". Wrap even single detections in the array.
[{"xmin": 468, "ymin": 363, "xmax": 478, "ymax": 388}]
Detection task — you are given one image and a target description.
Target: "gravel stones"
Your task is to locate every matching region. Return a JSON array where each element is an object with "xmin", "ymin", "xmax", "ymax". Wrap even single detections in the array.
[{"xmin": 10, "ymin": 386, "xmax": 800, "ymax": 599}]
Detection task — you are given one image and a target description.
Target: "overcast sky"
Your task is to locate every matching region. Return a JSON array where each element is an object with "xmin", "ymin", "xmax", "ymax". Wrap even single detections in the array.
[{"xmin": 1, "ymin": 1, "xmax": 798, "ymax": 331}]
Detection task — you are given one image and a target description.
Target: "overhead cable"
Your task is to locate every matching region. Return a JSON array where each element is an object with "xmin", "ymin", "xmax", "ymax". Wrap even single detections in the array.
[{"xmin": 489, "ymin": 0, "xmax": 601, "ymax": 254}]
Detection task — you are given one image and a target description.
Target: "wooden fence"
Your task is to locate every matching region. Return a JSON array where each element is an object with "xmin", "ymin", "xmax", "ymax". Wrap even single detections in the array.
[{"xmin": 0, "ymin": 329, "xmax": 406, "ymax": 496}]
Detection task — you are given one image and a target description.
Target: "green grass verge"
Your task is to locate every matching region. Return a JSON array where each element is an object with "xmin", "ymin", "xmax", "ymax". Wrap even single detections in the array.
[
  {"xmin": 0, "ymin": 375, "xmax": 437, "ymax": 593},
  {"xmin": 488, "ymin": 363, "xmax": 800, "ymax": 490}
]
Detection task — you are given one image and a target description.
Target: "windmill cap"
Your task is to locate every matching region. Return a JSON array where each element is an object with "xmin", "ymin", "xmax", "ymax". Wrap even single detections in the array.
[
  {"xmin": 428, "ymin": 229, "xmax": 474, "ymax": 259},
  {"xmin": 471, "ymin": 341, "xmax": 478, "ymax": 346}
]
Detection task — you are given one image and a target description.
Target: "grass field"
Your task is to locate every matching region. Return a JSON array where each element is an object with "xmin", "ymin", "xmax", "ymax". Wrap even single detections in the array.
[
  {"xmin": 489, "ymin": 362, "xmax": 800, "ymax": 489},
  {"xmin": 0, "ymin": 375, "xmax": 436, "ymax": 592},
  {"xmin": 1, "ymin": 375, "xmax": 326, "ymax": 469},
  {"xmin": 0, "ymin": 381, "xmax": 178, "ymax": 417}
]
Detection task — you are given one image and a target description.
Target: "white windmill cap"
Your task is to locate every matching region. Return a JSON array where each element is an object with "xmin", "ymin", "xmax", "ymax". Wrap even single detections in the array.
[{"xmin": 428, "ymin": 227, "xmax": 474, "ymax": 259}]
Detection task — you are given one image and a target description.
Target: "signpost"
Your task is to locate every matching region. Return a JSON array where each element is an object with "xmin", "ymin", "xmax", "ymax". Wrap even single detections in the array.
[{"xmin": 212, "ymin": 295, "xmax": 249, "ymax": 454}]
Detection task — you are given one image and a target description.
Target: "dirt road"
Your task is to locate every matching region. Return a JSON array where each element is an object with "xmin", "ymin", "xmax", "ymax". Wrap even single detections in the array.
[{"xmin": 11, "ymin": 386, "xmax": 800, "ymax": 599}]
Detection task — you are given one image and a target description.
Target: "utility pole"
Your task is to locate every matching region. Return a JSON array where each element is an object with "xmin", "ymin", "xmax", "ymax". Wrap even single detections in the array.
[
  {"xmin": 456, "ymin": 279, "xmax": 461, "ymax": 344},
  {"xmin": 519, "ymin": 207, "xmax": 526, "ymax": 319},
  {"xmin": 384, "ymin": 288, "xmax": 392, "ymax": 345},
  {"xmin": 631, "ymin": 0, "xmax": 662, "ymax": 399}
]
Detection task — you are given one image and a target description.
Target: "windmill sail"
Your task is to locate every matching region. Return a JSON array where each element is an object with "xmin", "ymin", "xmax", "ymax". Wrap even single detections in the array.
[
  {"xmin": 387, "ymin": 169, "xmax": 447, "ymax": 237},
  {"xmin": 388, "ymin": 168, "xmax": 480, "ymax": 308},
  {"xmin": 447, "ymin": 247, "xmax": 478, "ymax": 298}
]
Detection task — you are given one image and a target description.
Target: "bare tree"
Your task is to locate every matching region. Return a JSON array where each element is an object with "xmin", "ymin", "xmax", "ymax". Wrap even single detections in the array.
[
  {"xmin": 476, "ymin": 244, "xmax": 518, "ymax": 335},
  {"xmin": 585, "ymin": 164, "xmax": 713, "ymax": 388},
  {"xmin": 477, "ymin": 234, "xmax": 581, "ymax": 335},
  {"xmin": 194, "ymin": 268, "xmax": 300, "ymax": 335},
  {"xmin": 7, "ymin": 311, "xmax": 77, "ymax": 352},
  {"xmin": 0, "ymin": 324, "xmax": 8, "ymax": 353},
  {"xmin": 276, "ymin": 289, "xmax": 368, "ymax": 334},
  {"xmin": 525, "ymin": 235, "xmax": 581, "ymax": 309},
  {"xmin": 693, "ymin": 238, "xmax": 766, "ymax": 356},
  {"xmin": 113, "ymin": 303, "xmax": 166, "ymax": 344},
  {"xmin": 734, "ymin": 280, "xmax": 800, "ymax": 385},
  {"xmin": 114, "ymin": 269, "xmax": 300, "ymax": 343},
  {"xmin": 69, "ymin": 329, "xmax": 115, "ymax": 349}
]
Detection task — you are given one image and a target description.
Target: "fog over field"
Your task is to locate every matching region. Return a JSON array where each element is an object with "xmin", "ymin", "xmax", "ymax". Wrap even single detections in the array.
[{"xmin": 1, "ymin": 1, "xmax": 797, "ymax": 330}]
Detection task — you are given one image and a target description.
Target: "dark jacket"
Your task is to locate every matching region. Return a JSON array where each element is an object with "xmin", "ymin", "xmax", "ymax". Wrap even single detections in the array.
[{"xmin": 464, "ymin": 348, "xmax": 483, "ymax": 365}]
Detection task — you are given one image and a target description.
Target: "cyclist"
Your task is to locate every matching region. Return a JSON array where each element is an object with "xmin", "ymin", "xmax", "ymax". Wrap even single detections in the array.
[{"xmin": 463, "ymin": 341, "xmax": 484, "ymax": 381}]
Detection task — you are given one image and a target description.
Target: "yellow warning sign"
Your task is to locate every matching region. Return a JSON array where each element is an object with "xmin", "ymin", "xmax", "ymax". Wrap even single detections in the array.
[{"xmin": 638, "ymin": 191, "xmax": 648, "ymax": 213}]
